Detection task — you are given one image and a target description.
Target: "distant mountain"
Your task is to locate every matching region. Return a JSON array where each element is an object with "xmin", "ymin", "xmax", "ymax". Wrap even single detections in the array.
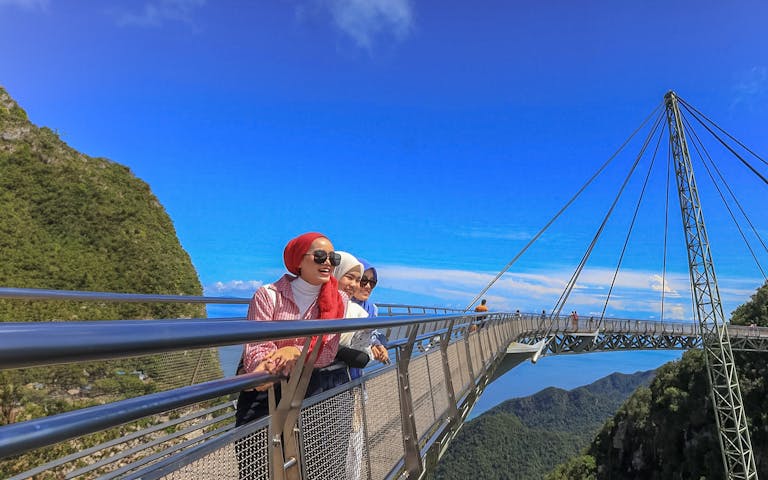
[{"xmin": 430, "ymin": 370, "xmax": 654, "ymax": 480}]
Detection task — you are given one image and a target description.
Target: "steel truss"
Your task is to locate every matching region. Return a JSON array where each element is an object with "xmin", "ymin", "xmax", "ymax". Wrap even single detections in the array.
[
  {"xmin": 665, "ymin": 91, "xmax": 758, "ymax": 480},
  {"xmin": 541, "ymin": 332, "xmax": 701, "ymax": 355}
]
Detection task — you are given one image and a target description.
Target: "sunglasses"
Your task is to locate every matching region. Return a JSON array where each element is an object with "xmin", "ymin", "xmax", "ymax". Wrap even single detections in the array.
[
  {"xmin": 304, "ymin": 250, "xmax": 342, "ymax": 267},
  {"xmin": 360, "ymin": 276, "xmax": 377, "ymax": 288}
]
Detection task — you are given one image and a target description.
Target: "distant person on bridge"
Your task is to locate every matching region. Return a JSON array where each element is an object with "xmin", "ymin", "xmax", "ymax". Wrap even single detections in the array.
[
  {"xmin": 471, "ymin": 299, "xmax": 489, "ymax": 332},
  {"xmin": 475, "ymin": 298, "xmax": 489, "ymax": 314},
  {"xmin": 571, "ymin": 310, "xmax": 579, "ymax": 331}
]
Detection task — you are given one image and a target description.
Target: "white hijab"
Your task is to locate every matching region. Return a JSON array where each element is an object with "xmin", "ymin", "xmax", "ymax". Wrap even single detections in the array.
[
  {"xmin": 333, "ymin": 251, "xmax": 369, "ymax": 322},
  {"xmin": 333, "ymin": 251, "xmax": 364, "ymax": 281}
]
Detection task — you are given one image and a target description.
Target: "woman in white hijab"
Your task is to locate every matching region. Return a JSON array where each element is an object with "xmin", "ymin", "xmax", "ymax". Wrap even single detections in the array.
[
  {"xmin": 332, "ymin": 251, "xmax": 380, "ymax": 480},
  {"xmin": 334, "ymin": 252, "xmax": 369, "ymax": 319},
  {"xmin": 333, "ymin": 251, "xmax": 389, "ymax": 364}
]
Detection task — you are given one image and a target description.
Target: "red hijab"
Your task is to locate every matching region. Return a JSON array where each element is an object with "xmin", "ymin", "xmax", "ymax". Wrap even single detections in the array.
[{"xmin": 283, "ymin": 232, "xmax": 345, "ymax": 320}]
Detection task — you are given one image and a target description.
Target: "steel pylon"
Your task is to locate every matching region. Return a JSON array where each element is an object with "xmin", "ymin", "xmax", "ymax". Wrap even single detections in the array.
[{"xmin": 664, "ymin": 91, "xmax": 758, "ymax": 480}]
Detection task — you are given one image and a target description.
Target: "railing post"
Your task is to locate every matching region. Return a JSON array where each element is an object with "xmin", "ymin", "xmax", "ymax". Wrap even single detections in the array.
[
  {"xmin": 440, "ymin": 319, "xmax": 459, "ymax": 420},
  {"xmin": 268, "ymin": 336, "xmax": 322, "ymax": 480},
  {"xmin": 481, "ymin": 320, "xmax": 493, "ymax": 367},
  {"xmin": 493, "ymin": 317, "xmax": 503, "ymax": 351},
  {"xmin": 396, "ymin": 325, "xmax": 424, "ymax": 477},
  {"xmin": 463, "ymin": 322, "xmax": 476, "ymax": 381}
]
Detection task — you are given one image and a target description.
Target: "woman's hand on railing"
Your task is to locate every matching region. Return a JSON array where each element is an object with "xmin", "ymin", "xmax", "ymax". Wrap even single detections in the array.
[
  {"xmin": 264, "ymin": 346, "xmax": 302, "ymax": 376},
  {"xmin": 246, "ymin": 359, "xmax": 284, "ymax": 392},
  {"xmin": 371, "ymin": 345, "xmax": 389, "ymax": 364}
]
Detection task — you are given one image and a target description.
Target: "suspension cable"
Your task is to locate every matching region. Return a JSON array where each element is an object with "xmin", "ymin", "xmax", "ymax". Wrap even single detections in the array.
[
  {"xmin": 661, "ymin": 141, "xmax": 671, "ymax": 321},
  {"xmin": 598, "ymin": 121, "xmax": 665, "ymax": 322},
  {"xmin": 680, "ymin": 114, "xmax": 768, "ymax": 280},
  {"xmin": 464, "ymin": 101, "xmax": 665, "ymax": 312},
  {"xmin": 678, "ymin": 100, "xmax": 768, "ymax": 186},
  {"xmin": 678, "ymin": 96, "xmax": 768, "ymax": 168},
  {"xmin": 680, "ymin": 111, "xmax": 768, "ymax": 258},
  {"xmin": 544, "ymin": 112, "xmax": 665, "ymax": 335}
]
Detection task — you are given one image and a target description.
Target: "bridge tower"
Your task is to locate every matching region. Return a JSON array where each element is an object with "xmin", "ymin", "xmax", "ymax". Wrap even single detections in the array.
[{"xmin": 664, "ymin": 91, "xmax": 758, "ymax": 480}]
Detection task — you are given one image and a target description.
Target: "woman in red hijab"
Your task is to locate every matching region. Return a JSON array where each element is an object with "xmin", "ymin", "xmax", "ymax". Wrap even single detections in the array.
[{"xmin": 236, "ymin": 232, "xmax": 348, "ymax": 428}]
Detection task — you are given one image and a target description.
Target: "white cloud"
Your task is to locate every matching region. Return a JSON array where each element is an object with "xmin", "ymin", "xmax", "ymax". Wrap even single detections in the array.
[
  {"xmin": 456, "ymin": 229, "xmax": 533, "ymax": 241},
  {"xmin": 205, "ymin": 279, "xmax": 263, "ymax": 296},
  {"xmin": 204, "ymin": 265, "xmax": 760, "ymax": 322},
  {"xmin": 649, "ymin": 274, "xmax": 680, "ymax": 295},
  {"xmin": 731, "ymin": 66, "xmax": 768, "ymax": 110},
  {"xmin": 323, "ymin": 0, "xmax": 413, "ymax": 50},
  {"xmin": 0, "ymin": 0, "xmax": 48, "ymax": 10},
  {"xmin": 113, "ymin": 0, "xmax": 205, "ymax": 27},
  {"xmin": 375, "ymin": 263, "xmax": 760, "ymax": 321}
]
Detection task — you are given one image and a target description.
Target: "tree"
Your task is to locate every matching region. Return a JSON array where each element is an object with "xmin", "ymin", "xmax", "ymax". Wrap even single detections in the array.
[{"xmin": 731, "ymin": 280, "xmax": 768, "ymax": 326}]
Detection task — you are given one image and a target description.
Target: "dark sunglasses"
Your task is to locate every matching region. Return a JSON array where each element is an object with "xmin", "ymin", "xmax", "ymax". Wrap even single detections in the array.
[
  {"xmin": 304, "ymin": 250, "xmax": 341, "ymax": 267},
  {"xmin": 360, "ymin": 276, "xmax": 377, "ymax": 288}
]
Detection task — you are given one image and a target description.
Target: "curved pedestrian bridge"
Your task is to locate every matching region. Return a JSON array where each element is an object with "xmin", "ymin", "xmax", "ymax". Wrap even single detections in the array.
[{"xmin": 0, "ymin": 287, "xmax": 765, "ymax": 480}]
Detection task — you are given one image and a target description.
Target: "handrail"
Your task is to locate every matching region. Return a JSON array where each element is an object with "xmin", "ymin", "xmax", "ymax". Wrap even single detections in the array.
[
  {"xmin": 377, "ymin": 303, "xmax": 464, "ymax": 314},
  {"xmin": 0, "ymin": 287, "xmax": 460, "ymax": 313},
  {"xmin": 0, "ymin": 371, "xmax": 277, "ymax": 459},
  {"xmin": 0, "ymin": 286, "xmax": 250, "ymax": 304},
  {"xmin": 6, "ymin": 402, "xmax": 234, "ymax": 480},
  {"xmin": 0, "ymin": 308, "xmax": 503, "ymax": 479},
  {"xmin": 0, "ymin": 314, "xmax": 467, "ymax": 369}
]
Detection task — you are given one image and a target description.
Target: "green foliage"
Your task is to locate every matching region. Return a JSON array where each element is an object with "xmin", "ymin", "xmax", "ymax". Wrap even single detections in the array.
[
  {"xmin": 1, "ymin": 87, "xmax": 205, "ymax": 323},
  {"xmin": 545, "ymin": 455, "xmax": 597, "ymax": 480},
  {"xmin": 0, "ymin": 87, "xmax": 222, "ymax": 477},
  {"xmin": 731, "ymin": 280, "xmax": 768, "ymax": 326},
  {"xmin": 430, "ymin": 371, "xmax": 654, "ymax": 480},
  {"xmin": 586, "ymin": 350, "xmax": 723, "ymax": 479},
  {"xmin": 571, "ymin": 281, "xmax": 768, "ymax": 479},
  {"xmin": 0, "ymin": 88, "xmax": 28, "ymax": 122},
  {"xmin": 93, "ymin": 374, "xmax": 156, "ymax": 397}
]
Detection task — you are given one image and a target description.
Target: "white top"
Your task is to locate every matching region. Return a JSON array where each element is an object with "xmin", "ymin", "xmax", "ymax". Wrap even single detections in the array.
[
  {"xmin": 290, "ymin": 277, "xmax": 321, "ymax": 318},
  {"xmin": 340, "ymin": 301, "xmax": 370, "ymax": 348}
]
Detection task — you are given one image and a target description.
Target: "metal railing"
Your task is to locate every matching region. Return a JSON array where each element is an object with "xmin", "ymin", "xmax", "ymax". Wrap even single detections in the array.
[
  {"xmin": 0, "ymin": 287, "xmax": 514, "ymax": 480},
  {"xmin": 2, "ymin": 287, "xmax": 766, "ymax": 479}
]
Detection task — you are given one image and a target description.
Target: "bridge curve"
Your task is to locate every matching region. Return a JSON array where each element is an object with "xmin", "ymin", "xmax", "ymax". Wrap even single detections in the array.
[{"xmin": 1, "ymin": 287, "xmax": 766, "ymax": 480}]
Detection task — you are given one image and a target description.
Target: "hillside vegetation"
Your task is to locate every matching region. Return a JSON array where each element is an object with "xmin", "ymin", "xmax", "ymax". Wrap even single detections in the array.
[
  {"xmin": 547, "ymin": 281, "xmax": 768, "ymax": 480},
  {"xmin": 0, "ymin": 86, "xmax": 221, "ymax": 477},
  {"xmin": 430, "ymin": 370, "xmax": 654, "ymax": 479},
  {"xmin": 0, "ymin": 86, "xmax": 203, "ymax": 322}
]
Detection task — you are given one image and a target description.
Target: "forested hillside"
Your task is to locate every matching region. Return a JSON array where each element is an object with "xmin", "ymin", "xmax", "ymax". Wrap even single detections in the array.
[
  {"xmin": 547, "ymin": 281, "xmax": 768, "ymax": 480},
  {"xmin": 0, "ymin": 86, "xmax": 221, "ymax": 477},
  {"xmin": 430, "ymin": 370, "xmax": 654, "ymax": 480},
  {"xmin": 0, "ymin": 86, "xmax": 203, "ymax": 322}
]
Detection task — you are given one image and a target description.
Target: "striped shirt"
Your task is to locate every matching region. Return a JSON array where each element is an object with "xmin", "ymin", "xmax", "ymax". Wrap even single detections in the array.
[{"xmin": 242, "ymin": 274, "xmax": 343, "ymax": 373}]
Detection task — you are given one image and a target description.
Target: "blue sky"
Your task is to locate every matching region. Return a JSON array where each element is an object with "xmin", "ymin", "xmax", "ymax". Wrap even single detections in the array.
[{"xmin": 2, "ymin": 0, "xmax": 768, "ymax": 403}]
